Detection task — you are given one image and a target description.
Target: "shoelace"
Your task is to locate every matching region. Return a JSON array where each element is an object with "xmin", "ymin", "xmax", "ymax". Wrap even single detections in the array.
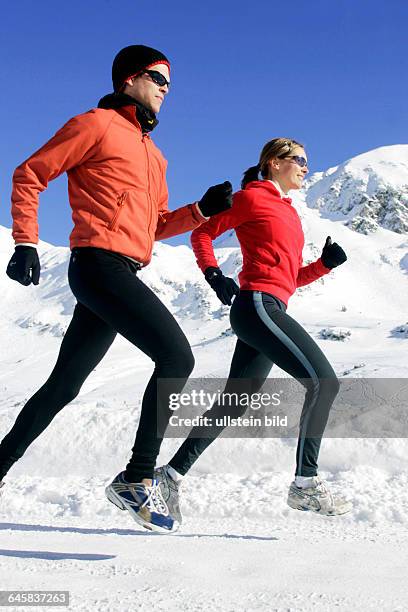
[
  {"xmin": 114, "ymin": 477, "xmax": 169, "ymax": 515},
  {"xmin": 314, "ymin": 479, "xmax": 335, "ymax": 506},
  {"xmin": 141, "ymin": 481, "xmax": 168, "ymax": 515}
]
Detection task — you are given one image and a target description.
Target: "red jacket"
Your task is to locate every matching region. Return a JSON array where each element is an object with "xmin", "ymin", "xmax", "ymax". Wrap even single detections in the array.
[
  {"xmin": 191, "ymin": 180, "xmax": 331, "ymax": 306},
  {"xmin": 11, "ymin": 105, "xmax": 206, "ymax": 265}
]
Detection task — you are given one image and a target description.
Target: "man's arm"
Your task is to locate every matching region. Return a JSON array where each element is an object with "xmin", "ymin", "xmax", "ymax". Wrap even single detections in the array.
[
  {"xmin": 154, "ymin": 166, "xmax": 232, "ymax": 240},
  {"xmin": 12, "ymin": 111, "xmax": 105, "ymax": 244},
  {"xmin": 153, "ymin": 162, "xmax": 205, "ymax": 240},
  {"xmin": 155, "ymin": 200, "xmax": 207, "ymax": 241}
]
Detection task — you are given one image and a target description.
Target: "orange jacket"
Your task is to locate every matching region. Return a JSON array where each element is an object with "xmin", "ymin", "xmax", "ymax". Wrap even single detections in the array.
[{"xmin": 11, "ymin": 105, "xmax": 206, "ymax": 265}]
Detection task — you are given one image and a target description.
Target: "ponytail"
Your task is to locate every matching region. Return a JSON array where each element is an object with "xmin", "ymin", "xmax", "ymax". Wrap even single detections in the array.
[
  {"xmin": 241, "ymin": 138, "xmax": 304, "ymax": 190},
  {"xmin": 241, "ymin": 164, "xmax": 260, "ymax": 189}
]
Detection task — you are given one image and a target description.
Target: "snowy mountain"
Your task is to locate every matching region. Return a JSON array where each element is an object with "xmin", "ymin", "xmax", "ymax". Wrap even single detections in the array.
[
  {"xmin": 304, "ymin": 144, "xmax": 408, "ymax": 234},
  {"xmin": 1, "ymin": 145, "xmax": 408, "ymax": 611}
]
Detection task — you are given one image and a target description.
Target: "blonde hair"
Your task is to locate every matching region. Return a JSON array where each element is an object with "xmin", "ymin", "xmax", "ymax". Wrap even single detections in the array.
[{"xmin": 241, "ymin": 137, "xmax": 304, "ymax": 188}]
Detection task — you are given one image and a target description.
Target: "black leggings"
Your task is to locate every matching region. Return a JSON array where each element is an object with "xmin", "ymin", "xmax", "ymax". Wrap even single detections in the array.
[
  {"xmin": 169, "ymin": 290, "xmax": 339, "ymax": 477},
  {"xmin": 0, "ymin": 247, "xmax": 194, "ymax": 482}
]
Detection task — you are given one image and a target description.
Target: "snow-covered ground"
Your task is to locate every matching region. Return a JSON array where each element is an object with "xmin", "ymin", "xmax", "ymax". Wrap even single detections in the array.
[
  {"xmin": 2, "ymin": 471, "xmax": 408, "ymax": 612},
  {"xmin": 1, "ymin": 145, "xmax": 408, "ymax": 611}
]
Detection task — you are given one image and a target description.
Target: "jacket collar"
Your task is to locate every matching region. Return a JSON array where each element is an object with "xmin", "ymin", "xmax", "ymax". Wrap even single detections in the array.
[
  {"xmin": 266, "ymin": 179, "xmax": 287, "ymax": 198},
  {"xmin": 244, "ymin": 180, "xmax": 293, "ymax": 205},
  {"xmin": 97, "ymin": 92, "xmax": 159, "ymax": 133}
]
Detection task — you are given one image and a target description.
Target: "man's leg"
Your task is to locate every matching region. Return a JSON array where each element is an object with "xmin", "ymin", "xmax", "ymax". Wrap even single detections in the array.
[
  {"xmin": 0, "ymin": 302, "xmax": 116, "ymax": 480},
  {"xmin": 68, "ymin": 248, "xmax": 195, "ymax": 483}
]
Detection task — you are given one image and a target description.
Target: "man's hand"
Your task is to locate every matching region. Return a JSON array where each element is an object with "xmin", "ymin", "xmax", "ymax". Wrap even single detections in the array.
[
  {"xmin": 204, "ymin": 266, "xmax": 239, "ymax": 305},
  {"xmin": 197, "ymin": 181, "xmax": 233, "ymax": 217},
  {"xmin": 321, "ymin": 236, "xmax": 347, "ymax": 269},
  {"xmin": 6, "ymin": 246, "xmax": 41, "ymax": 286}
]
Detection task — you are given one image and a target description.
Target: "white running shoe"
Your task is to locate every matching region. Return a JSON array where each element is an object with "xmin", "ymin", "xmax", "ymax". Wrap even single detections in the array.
[
  {"xmin": 105, "ymin": 472, "xmax": 178, "ymax": 533},
  {"xmin": 287, "ymin": 476, "xmax": 352, "ymax": 516},
  {"xmin": 154, "ymin": 465, "xmax": 182, "ymax": 524}
]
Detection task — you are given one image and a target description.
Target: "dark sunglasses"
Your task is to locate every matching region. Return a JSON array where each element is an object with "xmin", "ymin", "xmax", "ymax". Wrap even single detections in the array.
[
  {"xmin": 142, "ymin": 69, "xmax": 171, "ymax": 88},
  {"xmin": 283, "ymin": 155, "xmax": 308, "ymax": 168}
]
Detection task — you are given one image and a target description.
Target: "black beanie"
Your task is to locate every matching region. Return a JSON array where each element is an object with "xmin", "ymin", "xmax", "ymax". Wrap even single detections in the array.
[{"xmin": 112, "ymin": 45, "xmax": 170, "ymax": 93}]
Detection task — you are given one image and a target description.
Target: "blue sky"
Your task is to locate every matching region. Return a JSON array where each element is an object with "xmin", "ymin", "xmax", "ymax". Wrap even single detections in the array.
[{"xmin": 0, "ymin": 0, "xmax": 406, "ymax": 247}]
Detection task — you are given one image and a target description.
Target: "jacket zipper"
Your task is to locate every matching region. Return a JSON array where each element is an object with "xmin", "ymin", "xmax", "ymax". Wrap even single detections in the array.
[
  {"xmin": 108, "ymin": 192, "xmax": 128, "ymax": 230},
  {"xmin": 143, "ymin": 134, "xmax": 154, "ymax": 259}
]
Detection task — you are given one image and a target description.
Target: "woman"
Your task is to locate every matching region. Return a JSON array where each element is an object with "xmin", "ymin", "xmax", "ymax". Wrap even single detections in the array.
[
  {"xmin": 0, "ymin": 45, "xmax": 232, "ymax": 534},
  {"xmin": 155, "ymin": 138, "xmax": 352, "ymax": 520}
]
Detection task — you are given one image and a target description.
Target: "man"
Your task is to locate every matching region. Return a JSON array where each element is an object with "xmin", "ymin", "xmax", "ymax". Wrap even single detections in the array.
[{"xmin": 0, "ymin": 45, "xmax": 232, "ymax": 533}]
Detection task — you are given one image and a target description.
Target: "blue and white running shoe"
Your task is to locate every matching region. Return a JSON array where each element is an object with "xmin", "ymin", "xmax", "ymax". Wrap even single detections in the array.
[{"xmin": 105, "ymin": 472, "xmax": 178, "ymax": 533}]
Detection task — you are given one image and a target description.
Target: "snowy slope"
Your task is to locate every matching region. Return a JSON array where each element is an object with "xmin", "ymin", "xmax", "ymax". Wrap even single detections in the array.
[
  {"xmin": 1, "ymin": 144, "xmax": 408, "ymax": 611},
  {"xmin": 304, "ymin": 144, "xmax": 408, "ymax": 234}
]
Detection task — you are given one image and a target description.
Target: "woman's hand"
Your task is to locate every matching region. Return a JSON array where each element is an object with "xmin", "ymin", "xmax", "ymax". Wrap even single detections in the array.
[
  {"xmin": 321, "ymin": 236, "xmax": 347, "ymax": 269},
  {"xmin": 204, "ymin": 266, "xmax": 239, "ymax": 305},
  {"xmin": 6, "ymin": 246, "xmax": 41, "ymax": 286},
  {"xmin": 197, "ymin": 181, "xmax": 233, "ymax": 217}
]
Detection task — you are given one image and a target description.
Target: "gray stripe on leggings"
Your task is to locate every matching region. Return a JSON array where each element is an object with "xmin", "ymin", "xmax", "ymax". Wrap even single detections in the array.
[{"xmin": 252, "ymin": 291, "xmax": 320, "ymax": 476}]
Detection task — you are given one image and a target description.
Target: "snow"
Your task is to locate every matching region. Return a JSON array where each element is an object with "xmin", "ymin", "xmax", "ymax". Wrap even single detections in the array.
[
  {"xmin": 1, "ymin": 472, "xmax": 408, "ymax": 611},
  {"xmin": 305, "ymin": 144, "xmax": 408, "ymax": 198},
  {"xmin": 1, "ymin": 145, "xmax": 408, "ymax": 610},
  {"xmin": 303, "ymin": 144, "xmax": 408, "ymax": 234}
]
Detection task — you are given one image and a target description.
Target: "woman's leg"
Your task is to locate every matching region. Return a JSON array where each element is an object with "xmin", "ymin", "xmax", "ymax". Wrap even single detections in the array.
[
  {"xmin": 68, "ymin": 248, "xmax": 195, "ymax": 482},
  {"xmin": 0, "ymin": 302, "xmax": 117, "ymax": 480},
  {"xmin": 168, "ymin": 337, "xmax": 274, "ymax": 475},
  {"xmin": 230, "ymin": 291, "xmax": 339, "ymax": 477}
]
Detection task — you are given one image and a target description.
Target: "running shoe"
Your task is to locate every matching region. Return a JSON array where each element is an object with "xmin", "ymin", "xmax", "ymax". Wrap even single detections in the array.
[
  {"xmin": 287, "ymin": 475, "xmax": 352, "ymax": 516},
  {"xmin": 154, "ymin": 465, "xmax": 182, "ymax": 524},
  {"xmin": 105, "ymin": 472, "xmax": 178, "ymax": 533}
]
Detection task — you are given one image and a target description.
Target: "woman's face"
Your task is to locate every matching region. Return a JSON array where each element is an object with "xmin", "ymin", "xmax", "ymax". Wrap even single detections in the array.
[{"xmin": 267, "ymin": 146, "xmax": 308, "ymax": 193}]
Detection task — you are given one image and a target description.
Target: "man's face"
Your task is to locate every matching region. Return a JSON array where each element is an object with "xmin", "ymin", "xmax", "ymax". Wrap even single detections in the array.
[{"xmin": 123, "ymin": 63, "xmax": 170, "ymax": 114}]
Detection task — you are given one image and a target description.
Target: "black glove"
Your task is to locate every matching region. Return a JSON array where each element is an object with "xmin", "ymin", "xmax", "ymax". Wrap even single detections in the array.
[
  {"xmin": 6, "ymin": 246, "xmax": 41, "ymax": 286},
  {"xmin": 321, "ymin": 236, "xmax": 347, "ymax": 269},
  {"xmin": 198, "ymin": 181, "xmax": 233, "ymax": 217},
  {"xmin": 204, "ymin": 266, "xmax": 239, "ymax": 306}
]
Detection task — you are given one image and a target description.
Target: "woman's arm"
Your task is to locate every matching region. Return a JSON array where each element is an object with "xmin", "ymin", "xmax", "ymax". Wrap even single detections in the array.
[
  {"xmin": 296, "ymin": 236, "xmax": 347, "ymax": 287},
  {"xmin": 296, "ymin": 256, "xmax": 332, "ymax": 287},
  {"xmin": 191, "ymin": 191, "xmax": 249, "ymax": 272}
]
